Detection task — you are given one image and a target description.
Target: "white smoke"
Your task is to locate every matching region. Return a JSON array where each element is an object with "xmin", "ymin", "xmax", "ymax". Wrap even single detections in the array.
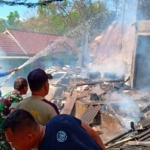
[{"xmin": 106, "ymin": 92, "xmax": 142, "ymax": 129}]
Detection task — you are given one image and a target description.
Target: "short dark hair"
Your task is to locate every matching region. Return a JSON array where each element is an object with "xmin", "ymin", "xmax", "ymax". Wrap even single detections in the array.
[
  {"xmin": 2, "ymin": 109, "xmax": 38, "ymax": 133},
  {"xmin": 27, "ymin": 68, "xmax": 52, "ymax": 91},
  {"xmin": 14, "ymin": 77, "xmax": 28, "ymax": 91}
]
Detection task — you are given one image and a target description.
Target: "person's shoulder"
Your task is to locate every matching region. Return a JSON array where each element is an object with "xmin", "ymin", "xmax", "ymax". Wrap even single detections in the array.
[
  {"xmin": 3, "ymin": 90, "xmax": 21, "ymax": 98},
  {"xmin": 42, "ymin": 99, "xmax": 53, "ymax": 105},
  {"xmin": 42, "ymin": 99, "xmax": 59, "ymax": 114},
  {"xmin": 49, "ymin": 114, "xmax": 80, "ymax": 123},
  {"xmin": 2, "ymin": 91, "xmax": 12, "ymax": 98},
  {"xmin": 17, "ymin": 96, "xmax": 31, "ymax": 106},
  {"xmin": 46, "ymin": 114, "xmax": 81, "ymax": 132},
  {"xmin": 9, "ymin": 103, "xmax": 19, "ymax": 110},
  {"xmin": 2, "ymin": 91, "xmax": 22, "ymax": 102}
]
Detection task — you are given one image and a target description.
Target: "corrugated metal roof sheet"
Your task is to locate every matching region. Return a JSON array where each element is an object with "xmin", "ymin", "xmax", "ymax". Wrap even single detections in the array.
[{"xmin": 80, "ymin": 105, "xmax": 100, "ymax": 125}]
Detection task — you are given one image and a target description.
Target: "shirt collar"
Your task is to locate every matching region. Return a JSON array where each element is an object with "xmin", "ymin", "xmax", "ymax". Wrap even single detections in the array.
[{"xmin": 31, "ymin": 95, "xmax": 44, "ymax": 99}]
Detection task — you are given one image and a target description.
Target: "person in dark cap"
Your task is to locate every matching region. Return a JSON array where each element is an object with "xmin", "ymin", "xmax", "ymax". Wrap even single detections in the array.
[{"xmin": 14, "ymin": 68, "xmax": 59, "ymax": 126}]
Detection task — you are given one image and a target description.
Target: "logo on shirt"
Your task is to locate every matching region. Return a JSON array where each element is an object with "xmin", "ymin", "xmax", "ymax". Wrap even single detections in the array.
[
  {"xmin": 57, "ymin": 131, "xmax": 67, "ymax": 142},
  {"xmin": 30, "ymin": 110, "xmax": 39, "ymax": 117}
]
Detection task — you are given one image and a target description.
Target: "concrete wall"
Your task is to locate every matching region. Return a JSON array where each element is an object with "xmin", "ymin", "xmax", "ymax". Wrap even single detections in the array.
[{"xmin": 131, "ymin": 20, "xmax": 150, "ymax": 89}]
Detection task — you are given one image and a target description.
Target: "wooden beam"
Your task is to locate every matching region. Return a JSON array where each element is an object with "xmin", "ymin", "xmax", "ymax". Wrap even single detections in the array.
[{"xmin": 61, "ymin": 90, "xmax": 77, "ymax": 115}]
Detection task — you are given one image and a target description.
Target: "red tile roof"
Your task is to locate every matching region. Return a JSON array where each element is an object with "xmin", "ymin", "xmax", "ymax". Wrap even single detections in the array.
[
  {"xmin": 6, "ymin": 30, "xmax": 60, "ymax": 55},
  {"xmin": 0, "ymin": 33, "xmax": 25, "ymax": 55}
]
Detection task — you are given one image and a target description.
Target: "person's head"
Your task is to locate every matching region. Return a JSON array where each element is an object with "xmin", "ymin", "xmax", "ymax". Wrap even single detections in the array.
[
  {"xmin": 2, "ymin": 109, "xmax": 41, "ymax": 150},
  {"xmin": 27, "ymin": 68, "xmax": 53, "ymax": 97},
  {"xmin": 14, "ymin": 77, "xmax": 28, "ymax": 95}
]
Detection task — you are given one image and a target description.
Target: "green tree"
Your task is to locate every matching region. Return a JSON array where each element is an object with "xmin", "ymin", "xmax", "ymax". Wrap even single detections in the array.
[
  {"xmin": 0, "ymin": 19, "xmax": 6, "ymax": 32},
  {"xmin": 22, "ymin": 0, "xmax": 115, "ymax": 38},
  {"xmin": 7, "ymin": 11, "xmax": 21, "ymax": 29}
]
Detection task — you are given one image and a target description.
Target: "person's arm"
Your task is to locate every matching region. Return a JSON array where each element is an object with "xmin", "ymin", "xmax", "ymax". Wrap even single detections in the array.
[
  {"xmin": 8, "ymin": 68, "xmax": 18, "ymax": 74},
  {"xmin": 0, "ymin": 68, "xmax": 18, "ymax": 77},
  {"xmin": 81, "ymin": 122, "xmax": 106, "ymax": 150},
  {"xmin": 9, "ymin": 103, "xmax": 18, "ymax": 113},
  {"xmin": 0, "ymin": 71, "xmax": 9, "ymax": 77},
  {"xmin": 9, "ymin": 93, "xmax": 22, "ymax": 113}
]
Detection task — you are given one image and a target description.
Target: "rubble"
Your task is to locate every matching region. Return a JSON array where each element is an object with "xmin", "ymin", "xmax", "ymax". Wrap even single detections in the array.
[
  {"xmin": 104, "ymin": 117, "xmax": 150, "ymax": 149},
  {"xmin": 44, "ymin": 66, "xmax": 150, "ymax": 148}
]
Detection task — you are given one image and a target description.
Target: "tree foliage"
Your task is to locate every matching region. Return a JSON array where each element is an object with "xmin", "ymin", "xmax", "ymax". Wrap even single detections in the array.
[
  {"xmin": 7, "ymin": 11, "xmax": 20, "ymax": 28},
  {"xmin": 0, "ymin": 0, "xmax": 62, "ymax": 7},
  {"xmin": 0, "ymin": 0, "xmax": 116, "ymax": 45},
  {"xmin": 0, "ymin": 19, "xmax": 6, "ymax": 32},
  {"xmin": 0, "ymin": 11, "xmax": 22, "ymax": 32},
  {"xmin": 21, "ymin": 0, "xmax": 115, "ymax": 42}
]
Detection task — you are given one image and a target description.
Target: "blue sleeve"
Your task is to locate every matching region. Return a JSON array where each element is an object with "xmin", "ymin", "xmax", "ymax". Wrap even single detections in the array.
[{"xmin": 0, "ymin": 72, "xmax": 9, "ymax": 77}]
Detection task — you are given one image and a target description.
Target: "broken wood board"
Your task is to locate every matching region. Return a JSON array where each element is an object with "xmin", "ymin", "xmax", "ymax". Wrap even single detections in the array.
[
  {"xmin": 76, "ymin": 79, "xmax": 125, "ymax": 86},
  {"xmin": 90, "ymin": 99, "xmax": 130, "ymax": 105},
  {"xmin": 126, "ymin": 141, "xmax": 150, "ymax": 147},
  {"xmin": 61, "ymin": 90, "xmax": 77, "ymax": 115},
  {"xmin": 80, "ymin": 105, "xmax": 100, "ymax": 125},
  {"xmin": 106, "ymin": 137, "xmax": 135, "ymax": 149}
]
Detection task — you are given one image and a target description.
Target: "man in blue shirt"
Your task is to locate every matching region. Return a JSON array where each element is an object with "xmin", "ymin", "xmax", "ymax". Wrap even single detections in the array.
[
  {"xmin": 2, "ymin": 109, "xmax": 106, "ymax": 150},
  {"xmin": 0, "ymin": 67, "xmax": 18, "ymax": 97},
  {"xmin": 0, "ymin": 67, "xmax": 18, "ymax": 77}
]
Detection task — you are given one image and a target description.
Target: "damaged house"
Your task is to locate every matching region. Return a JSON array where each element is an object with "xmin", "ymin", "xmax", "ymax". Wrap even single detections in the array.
[{"xmin": 51, "ymin": 1, "xmax": 150, "ymax": 149}]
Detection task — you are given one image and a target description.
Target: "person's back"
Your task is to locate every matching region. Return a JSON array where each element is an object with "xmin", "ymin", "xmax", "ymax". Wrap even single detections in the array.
[
  {"xmin": 39, "ymin": 114, "xmax": 102, "ymax": 150},
  {"xmin": 0, "ymin": 77, "xmax": 28, "ymax": 150},
  {"xmin": 1, "ymin": 90, "xmax": 22, "ymax": 116},
  {"xmin": 17, "ymin": 96, "xmax": 57, "ymax": 125},
  {"xmin": 0, "ymin": 91, "xmax": 22, "ymax": 150},
  {"xmin": 16, "ymin": 68, "xmax": 59, "ymax": 125},
  {"xmin": 2, "ymin": 110, "xmax": 106, "ymax": 150}
]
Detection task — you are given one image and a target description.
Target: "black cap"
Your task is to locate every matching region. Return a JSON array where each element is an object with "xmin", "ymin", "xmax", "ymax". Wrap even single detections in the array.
[{"xmin": 27, "ymin": 68, "xmax": 53, "ymax": 84}]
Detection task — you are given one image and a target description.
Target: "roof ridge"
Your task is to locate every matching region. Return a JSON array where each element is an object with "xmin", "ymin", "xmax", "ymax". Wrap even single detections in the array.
[
  {"xmin": 7, "ymin": 29, "xmax": 60, "ymax": 37},
  {"xmin": 4, "ymin": 29, "xmax": 28, "ymax": 55}
]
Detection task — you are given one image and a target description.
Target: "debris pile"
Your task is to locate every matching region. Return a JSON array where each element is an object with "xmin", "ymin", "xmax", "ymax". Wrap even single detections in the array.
[
  {"xmin": 45, "ymin": 66, "xmax": 150, "ymax": 146},
  {"xmin": 105, "ymin": 117, "xmax": 150, "ymax": 149}
]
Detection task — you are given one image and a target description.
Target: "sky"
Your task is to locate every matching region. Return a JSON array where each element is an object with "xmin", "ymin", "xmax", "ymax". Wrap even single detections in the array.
[
  {"xmin": 0, "ymin": 0, "xmax": 38, "ymax": 19},
  {"xmin": 0, "ymin": 0, "xmax": 115, "ymax": 19}
]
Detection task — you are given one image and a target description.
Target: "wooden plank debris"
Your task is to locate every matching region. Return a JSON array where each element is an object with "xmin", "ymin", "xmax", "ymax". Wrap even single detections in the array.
[
  {"xmin": 127, "ymin": 141, "xmax": 150, "ymax": 147},
  {"xmin": 60, "ymin": 90, "xmax": 77, "ymax": 115},
  {"xmin": 106, "ymin": 137, "xmax": 136, "ymax": 149},
  {"xmin": 80, "ymin": 105, "xmax": 100, "ymax": 125},
  {"xmin": 76, "ymin": 79, "xmax": 125, "ymax": 86}
]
